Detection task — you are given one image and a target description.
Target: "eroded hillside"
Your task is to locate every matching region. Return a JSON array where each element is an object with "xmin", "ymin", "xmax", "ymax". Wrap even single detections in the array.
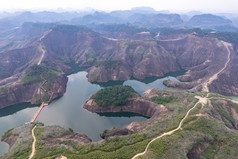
[{"xmin": 0, "ymin": 24, "xmax": 238, "ymax": 108}]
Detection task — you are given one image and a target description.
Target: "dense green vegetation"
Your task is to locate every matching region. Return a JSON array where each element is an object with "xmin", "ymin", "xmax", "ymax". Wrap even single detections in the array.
[
  {"xmin": 92, "ymin": 85, "xmax": 138, "ymax": 107},
  {"xmin": 150, "ymin": 95, "xmax": 177, "ymax": 105},
  {"xmin": 20, "ymin": 64, "xmax": 60, "ymax": 83}
]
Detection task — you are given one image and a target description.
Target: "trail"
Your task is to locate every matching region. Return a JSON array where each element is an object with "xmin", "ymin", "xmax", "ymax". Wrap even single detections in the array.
[
  {"xmin": 202, "ymin": 42, "xmax": 231, "ymax": 92},
  {"xmin": 29, "ymin": 72, "xmax": 55, "ymax": 158},
  {"xmin": 29, "ymin": 125, "xmax": 37, "ymax": 159},
  {"xmin": 132, "ymin": 96, "xmax": 206, "ymax": 159},
  {"xmin": 37, "ymin": 44, "xmax": 46, "ymax": 65},
  {"xmin": 37, "ymin": 30, "xmax": 51, "ymax": 65},
  {"xmin": 158, "ymin": 37, "xmax": 186, "ymax": 42},
  {"xmin": 30, "ymin": 74, "xmax": 53, "ymax": 123},
  {"xmin": 209, "ymin": 97, "xmax": 238, "ymax": 105}
]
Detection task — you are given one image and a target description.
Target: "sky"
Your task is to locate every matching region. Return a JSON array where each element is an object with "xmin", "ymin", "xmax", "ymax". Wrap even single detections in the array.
[{"xmin": 0, "ymin": 0, "xmax": 237, "ymax": 13}]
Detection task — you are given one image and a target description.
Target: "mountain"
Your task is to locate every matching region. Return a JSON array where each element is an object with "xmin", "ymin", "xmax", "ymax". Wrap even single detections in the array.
[
  {"xmin": 72, "ymin": 10, "xmax": 183, "ymax": 28},
  {"xmin": 109, "ymin": 7, "xmax": 160, "ymax": 20},
  {"xmin": 187, "ymin": 14, "xmax": 238, "ymax": 31},
  {"xmin": 71, "ymin": 11, "xmax": 125, "ymax": 25},
  {"xmin": 0, "ymin": 22, "xmax": 56, "ymax": 52},
  {"xmin": 180, "ymin": 11, "xmax": 203, "ymax": 22},
  {"xmin": 127, "ymin": 13, "xmax": 183, "ymax": 28},
  {"xmin": 188, "ymin": 14, "xmax": 232, "ymax": 26},
  {"xmin": 1, "ymin": 9, "xmax": 238, "ymax": 159},
  {"xmin": 1, "ymin": 24, "xmax": 238, "ymax": 109},
  {"xmin": 232, "ymin": 17, "xmax": 238, "ymax": 27},
  {"xmin": 0, "ymin": 11, "xmax": 86, "ymax": 34}
]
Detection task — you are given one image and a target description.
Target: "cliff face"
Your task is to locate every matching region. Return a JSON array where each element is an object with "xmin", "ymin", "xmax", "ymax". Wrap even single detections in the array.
[
  {"xmin": 0, "ymin": 74, "xmax": 68, "ymax": 109},
  {"xmin": 0, "ymin": 82, "xmax": 39, "ymax": 109},
  {"xmin": 48, "ymin": 74, "xmax": 68, "ymax": 101},
  {"xmin": 83, "ymin": 97, "xmax": 167, "ymax": 118}
]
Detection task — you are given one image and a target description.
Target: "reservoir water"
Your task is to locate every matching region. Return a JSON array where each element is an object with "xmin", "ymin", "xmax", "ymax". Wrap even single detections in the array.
[{"xmin": 0, "ymin": 71, "xmax": 179, "ymax": 156}]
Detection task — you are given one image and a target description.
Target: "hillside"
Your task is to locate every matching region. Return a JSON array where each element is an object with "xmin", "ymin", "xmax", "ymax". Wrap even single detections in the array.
[
  {"xmin": 1, "ymin": 24, "xmax": 238, "ymax": 108},
  {"xmin": 187, "ymin": 14, "xmax": 237, "ymax": 31},
  {"xmin": 2, "ymin": 88, "xmax": 238, "ymax": 158},
  {"xmin": 188, "ymin": 14, "xmax": 232, "ymax": 26}
]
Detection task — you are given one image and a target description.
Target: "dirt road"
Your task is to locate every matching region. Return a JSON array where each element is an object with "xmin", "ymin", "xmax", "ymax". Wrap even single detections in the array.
[
  {"xmin": 29, "ymin": 125, "xmax": 36, "ymax": 159},
  {"xmin": 132, "ymin": 96, "xmax": 206, "ymax": 159},
  {"xmin": 37, "ymin": 30, "xmax": 51, "ymax": 65},
  {"xmin": 202, "ymin": 41, "xmax": 231, "ymax": 92}
]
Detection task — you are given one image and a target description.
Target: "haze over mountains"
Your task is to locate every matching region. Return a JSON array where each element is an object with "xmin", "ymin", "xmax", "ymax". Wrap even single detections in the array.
[
  {"xmin": 1, "ymin": 7, "xmax": 238, "ymax": 109},
  {"xmin": 0, "ymin": 7, "xmax": 238, "ymax": 33}
]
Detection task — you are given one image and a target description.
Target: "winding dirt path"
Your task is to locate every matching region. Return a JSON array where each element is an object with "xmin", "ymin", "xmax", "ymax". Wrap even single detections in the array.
[
  {"xmin": 202, "ymin": 42, "xmax": 231, "ymax": 92},
  {"xmin": 29, "ymin": 125, "xmax": 37, "ymax": 159},
  {"xmin": 37, "ymin": 43, "xmax": 46, "ymax": 65},
  {"xmin": 37, "ymin": 30, "xmax": 51, "ymax": 65},
  {"xmin": 132, "ymin": 96, "xmax": 206, "ymax": 159}
]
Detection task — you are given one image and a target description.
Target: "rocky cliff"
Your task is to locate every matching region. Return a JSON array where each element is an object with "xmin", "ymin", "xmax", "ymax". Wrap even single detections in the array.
[{"xmin": 83, "ymin": 97, "xmax": 167, "ymax": 118}]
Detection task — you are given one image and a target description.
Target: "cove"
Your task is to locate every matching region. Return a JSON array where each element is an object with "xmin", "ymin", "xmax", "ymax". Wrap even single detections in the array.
[{"xmin": 0, "ymin": 71, "xmax": 179, "ymax": 156}]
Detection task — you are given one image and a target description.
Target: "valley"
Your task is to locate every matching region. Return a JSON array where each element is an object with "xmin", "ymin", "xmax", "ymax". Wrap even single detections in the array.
[{"xmin": 1, "ymin": 8, "xmax": 238, "ymax": 159}]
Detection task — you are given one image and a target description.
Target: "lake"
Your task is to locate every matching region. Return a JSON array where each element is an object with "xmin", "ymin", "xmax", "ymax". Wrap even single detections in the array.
[{"xmin": 0, "ymin": 71, "xmax": 179, "ymax": 156}]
